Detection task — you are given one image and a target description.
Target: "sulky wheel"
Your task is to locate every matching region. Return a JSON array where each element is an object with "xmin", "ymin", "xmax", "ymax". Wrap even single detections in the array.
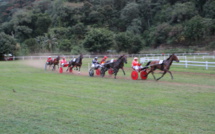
[
  {"xmin": 69, "ymin": 67, "xmax": 73, "ymax": 73},
  {"xmin": 140, "ymin": 70, "xmax": 147, "ymax": 80},
  {"xmin": 108, "ymin": 68, "xmax": 114, "ymax": 75},
  {"xmin": 59, "ymin": 67, "xmax": 63, "ymax": 73},
  {"xmin": 89, "ymin": 68, "xmax": 94, "ymax": 77},
  {"xmin": 96, "ymin": 69, "xmax": 100, "ymax": 75},
  {"xmin": 131, "ymin": 71, "xmax": 138, "ymax": 80}
]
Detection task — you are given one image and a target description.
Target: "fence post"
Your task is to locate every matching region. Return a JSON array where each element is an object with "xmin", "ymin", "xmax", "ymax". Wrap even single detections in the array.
[
  {"xmin": 206, "ymin": 61, "xmax": 208, "ymax": 70},
  {"xmin": 23, "ymin": 56, "xmax": 24, "ymax": 60},
  {"xmin": 185, "ymin": 60, "xmax": 188, "ymax": 68}
]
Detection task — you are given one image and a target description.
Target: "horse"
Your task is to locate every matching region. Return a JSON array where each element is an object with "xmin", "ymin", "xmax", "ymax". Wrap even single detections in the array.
[
  {"xmin": 100, "ymin": 55, "xmax": 127, "ymax": 79},
  {"xmin": 52, "ymin": 56, "xmax": 60, "ymax": 71},
  {"xmin": 145, "ymin": 53, "xmax": 179, "ymax": 81},
  {"xmin": 66, "ymin": 54, "xmax": 83, "ymax": 73}
]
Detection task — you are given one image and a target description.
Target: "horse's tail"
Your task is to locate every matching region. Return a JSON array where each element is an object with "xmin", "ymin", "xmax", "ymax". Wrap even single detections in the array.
[{"xmin": 145, "ymin": 61, "xmax": 151, "ymax": 67}]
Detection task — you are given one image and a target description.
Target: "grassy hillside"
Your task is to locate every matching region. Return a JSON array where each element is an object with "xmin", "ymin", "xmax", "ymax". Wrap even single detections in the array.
[{"xmin": 0, "ymin": 61, "xmax": 214, "ymax": 134}]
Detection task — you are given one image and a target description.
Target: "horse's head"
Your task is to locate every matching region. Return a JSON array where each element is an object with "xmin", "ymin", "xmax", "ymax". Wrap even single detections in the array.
[
  {"xmin": 123, "ymin": 55, "xmax": 127, "ymax": 64},
  {"xmin": 80, "ymin": 53, "xmax": 83, "ymax": 59},
  {"xmin": 116, "ymin": 55, "xmax": 127, "ymax": 64},
  {"xmin": 57, "ymin": 55, "xmax": 60, "ymax": 60},
  {"xmin": 76, "ymin": 54, "xmax": 83, "ymax": 64},
  {"xmin": 172, "ymin": 53, "xmax": 179, "ymax": 62}
]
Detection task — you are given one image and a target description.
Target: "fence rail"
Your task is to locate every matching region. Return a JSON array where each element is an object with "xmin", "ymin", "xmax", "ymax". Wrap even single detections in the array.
[
  {"xmin": 173, "ymin": 61, "xmax": 215, "ymax": 69},
  {"xmin": 10, "ymin": 53, "xmax": 214, "ymax": 61}
]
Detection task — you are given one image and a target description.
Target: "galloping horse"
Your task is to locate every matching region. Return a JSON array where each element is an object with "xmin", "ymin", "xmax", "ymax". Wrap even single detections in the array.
[
  {"xmin": 52, "ymin": 56, "xmax": 60, "ymax": 71},
  {"xmin": 67, "ymin": 54, "xmax": 83, "ymax": 73},
  {"xmin": 101, "ymin": 55, "xmax": 127, "ymax": 79},
  {"xmin": 145, "ymin": 53, "xmax": 179, "ymax": 81}
]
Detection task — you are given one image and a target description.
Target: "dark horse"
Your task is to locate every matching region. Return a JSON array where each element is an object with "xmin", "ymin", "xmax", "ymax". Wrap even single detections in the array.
[
  {"xmin": 52, "ymin": 56, "xmax": 60, "ymax": 71},
  {"xmin": 101, "ymin": 55, "xmax": 127, "ymax": 79},
  {"xmin": 145, "ymin": 53, "xmax": 179, "ymax": 81},
  {"xmin": 66, "ymin": 54, "xmax": 83, "ymax": 73}
]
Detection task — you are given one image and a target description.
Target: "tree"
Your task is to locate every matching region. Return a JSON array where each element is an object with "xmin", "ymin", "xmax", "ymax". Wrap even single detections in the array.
[
  {"xmin": 168, "ymin": 2, "xmax": 198, "ymax": 24},
  {"xmin": 23, "ymin": 38, "xmax": 39, "ymax": 53},
  {"xmin": 0, "ymin": 32, "xmax": 16, "ymax": 60},
  {"xmin": 33, "ymin": 13, "xmax": 52, "ymax": 36},
  {"xmin": 114, "ymin": 32, "xmax": 143, "ymax": 54},
  {"xmin": 203, "ymin": 0, "xmax": 215, "ymax": 19},
  {"xmin": 144, "ymin": 23, "xmax": 172, "ymax": 48},
  {"xmin": 58, "ymin": 39, "xmax": 72, "ymax": 52},
  {"xmin": 183, "ymin": 16, "xmax": 215, "ymax": 43},
  {"xmin": 120, "ymin": 2, "xmax": 140, "ymax": 30},
  {"xmin": 82, "ymin": 28, "xmax": 114, "ymax": 53}
]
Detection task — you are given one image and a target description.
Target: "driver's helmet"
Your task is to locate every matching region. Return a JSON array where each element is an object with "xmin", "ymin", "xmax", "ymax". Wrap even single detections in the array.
[
  {"xmin": 104, "ymin": 56, "xmax": 107, "ymax": 59},
  {"xmin": 49, "ymin": 56, "xmax": 51, "ymax": 58},
  {"xmin": 134, "ymin": 57, "xmax": 138, "ymax": 60},
  {"xmin": 94, "ymin": 57, "xmax": 98, "ymax": 60},
  {"xmin": 62, "ymin": 56, "xmax": 65, "ymax": 59}
]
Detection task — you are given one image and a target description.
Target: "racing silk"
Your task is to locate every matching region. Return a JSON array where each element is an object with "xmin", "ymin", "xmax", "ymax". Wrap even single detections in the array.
[
  {"xmin": 92, "ymin": 59, "xmax": 99, "ymax": 64},
  {"xmin": 47, "ymin": 57, "xmax": 52, "ymax": 62},
  {"xmin": 100, "ymin": 58, "xmax": 106, "ymax": 64},
  {"xmin": 132, "ymin": 60, "xmax": 142, "ymax": 71},
  {"xmin": 60, "ymin": 59, "xmax": 67, "ymax": 64},
  {"xmin": 132, "ymin": 60, "xmax": 141, "ymax": 66}
]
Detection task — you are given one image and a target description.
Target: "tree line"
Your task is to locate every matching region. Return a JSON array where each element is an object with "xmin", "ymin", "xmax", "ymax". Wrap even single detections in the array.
[{"xmin": 0, "ymin": 0, "xmax": 215, "ymax": 59}]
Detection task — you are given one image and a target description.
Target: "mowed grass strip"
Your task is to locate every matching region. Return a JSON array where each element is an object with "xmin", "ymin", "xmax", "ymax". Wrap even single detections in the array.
[{"xmin": 0, "ymin": 61, "xmax": 214, "ymax": 134}]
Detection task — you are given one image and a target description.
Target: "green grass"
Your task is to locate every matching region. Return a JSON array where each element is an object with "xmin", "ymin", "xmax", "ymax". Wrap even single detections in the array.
[{"xmin": 0, "ymin": 61, "xmax": 215, "ymax": 134}]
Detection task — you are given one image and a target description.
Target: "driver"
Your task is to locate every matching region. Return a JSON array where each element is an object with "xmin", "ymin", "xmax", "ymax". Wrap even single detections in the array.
[
  {"xmin": 132, "ymin": 57, "xmax": 143, "ymax": 71},
  {"xmin": 60, "ymin": 56, "xmax": 67, "ymax": 67},
  {"xmin": 47, "ymin": 56, "xmax": 52, "ymax": 64},
  {"xmin": 100, "ymin": 56, "xmax": 108, "ymax": 65},
  {"xmin": 92, "ymin": 57, "xmax": 100, "ymax": 69}
]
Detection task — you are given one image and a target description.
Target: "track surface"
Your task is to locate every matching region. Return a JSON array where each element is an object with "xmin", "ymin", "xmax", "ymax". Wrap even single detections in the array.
[{"xmin": 24, "ymin": 60, "xmax": 215, "ymax": 89}]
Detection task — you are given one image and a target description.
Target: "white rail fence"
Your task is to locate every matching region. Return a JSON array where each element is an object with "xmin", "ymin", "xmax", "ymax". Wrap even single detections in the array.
[
  {"xmin": 11, "ymin": 54, "xmax": 215, "ymax": 61},
  {"xmin": 140, "ymin": 58, "xmax": 215, "ymax": 70}
]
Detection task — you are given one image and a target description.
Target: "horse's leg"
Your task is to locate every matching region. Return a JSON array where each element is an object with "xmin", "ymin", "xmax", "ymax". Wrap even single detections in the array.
[
  {"xmin": 52, "ymin": 65, "xmax": 55, "ymax": 71},
  {"xmin": 78, "ymin": 66, "xmax": 81, "ymax": 74},
  {"xmin": 121, "ymin": 68, "xmax": 126, "ymax": 75},
  {"xmin": 167, "ymin": 70, "xmax": 173, "ymax": 80},
  {"xmin": 114, "ymin": 68, "xmax": 119, "ymax": 79},
  {"xmin": 156, "ymin": 71, "xmax": 167, "ymax": 81},
  {"xmin": 147, "ymin": 69, "xmax": 156, "ymax": 80},
  {"xmin": 151, "ymin": 71, "xmax": 157, "ymax": 80}
]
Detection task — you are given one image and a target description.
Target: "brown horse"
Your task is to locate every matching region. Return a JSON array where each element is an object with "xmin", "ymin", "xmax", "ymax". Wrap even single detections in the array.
[
  {"xmin": 67, "ymin": 54, "xmax": 83, "ymax": 73},
  {"xmin": 100, "ymin": 55, "xmax": 127, "ymax": 79},
  {"xmin": 52, "ymin": 56, "xmax": 60, "ymax": 71},
  {"xmin": 145, "ymin": 53, "xmax": 179, "ymax": 81}
]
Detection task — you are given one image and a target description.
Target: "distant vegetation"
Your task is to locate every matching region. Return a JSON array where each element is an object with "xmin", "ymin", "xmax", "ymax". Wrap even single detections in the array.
[{"xmin": 0, "ymin": 0, "xmax": 215, "ymax": 58}]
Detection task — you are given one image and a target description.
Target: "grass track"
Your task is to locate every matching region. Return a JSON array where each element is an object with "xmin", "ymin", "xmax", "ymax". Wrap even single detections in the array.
[{"xmin": 0, "ymin": 60, "xmax": 215, "ymax": 134}]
